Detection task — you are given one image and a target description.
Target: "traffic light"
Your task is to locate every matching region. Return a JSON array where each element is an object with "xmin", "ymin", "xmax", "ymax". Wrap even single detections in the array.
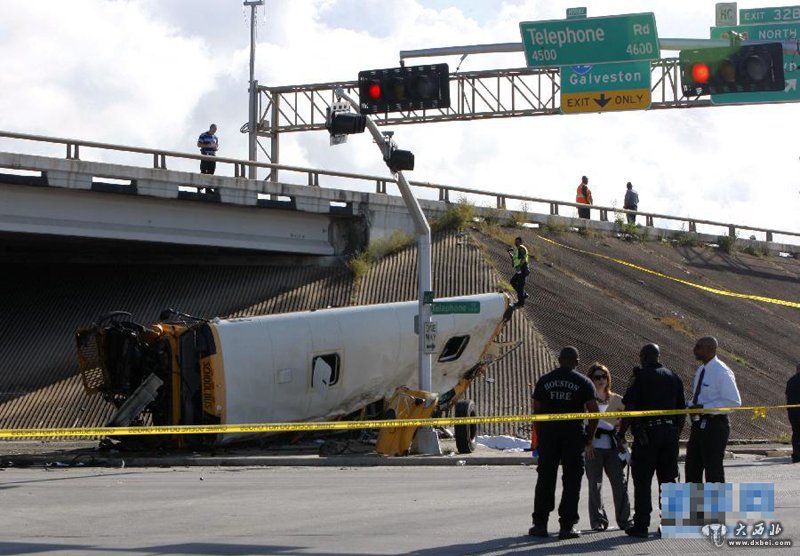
[
  {"xmin": 358, "ymin": 63, "xmax": 450, "ymax": 114},
  {"xmin": 385, "ymin": 147, "xmax": 414, "ymax": 173},
  {"xmin": 325, "ymin": 106, "xmax": 367, "ymax": 135},
  {"xmin": 680, "ymin": 42, "xmax": 785, "ymax": 96}
]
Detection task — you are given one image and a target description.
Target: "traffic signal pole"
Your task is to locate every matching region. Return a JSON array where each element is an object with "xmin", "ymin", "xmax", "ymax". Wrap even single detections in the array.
[{"xmin": 334, "ymin": 88, "xmax": 439, "ymax": 455}]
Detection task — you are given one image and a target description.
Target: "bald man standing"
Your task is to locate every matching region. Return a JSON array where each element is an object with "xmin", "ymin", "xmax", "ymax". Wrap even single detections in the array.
[{"xmin": 685, "ymin": 336, "xmax": 742, "ymax": 484}]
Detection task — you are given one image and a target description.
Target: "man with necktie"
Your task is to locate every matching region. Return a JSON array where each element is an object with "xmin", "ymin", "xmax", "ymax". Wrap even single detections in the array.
[{"xmin": 685, "ymin": 336, "xmax": 742, "ymax": 484}]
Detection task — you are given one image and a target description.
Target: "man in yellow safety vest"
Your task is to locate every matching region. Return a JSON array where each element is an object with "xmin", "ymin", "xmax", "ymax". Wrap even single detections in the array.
[{"xmin": 508, "ymin": 236, "xmax": 530, "ymax": 307}]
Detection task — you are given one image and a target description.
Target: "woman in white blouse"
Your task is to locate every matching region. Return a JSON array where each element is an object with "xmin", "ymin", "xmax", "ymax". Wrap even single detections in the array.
[{"xmin": 585, "ymin": 362, "xmax": 632, "ymax": 531}]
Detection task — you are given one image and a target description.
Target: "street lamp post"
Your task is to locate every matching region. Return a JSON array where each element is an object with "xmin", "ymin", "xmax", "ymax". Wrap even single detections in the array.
[{"xmin": 245, "ymin": 0, "xmax": 263, "ymax": 180}]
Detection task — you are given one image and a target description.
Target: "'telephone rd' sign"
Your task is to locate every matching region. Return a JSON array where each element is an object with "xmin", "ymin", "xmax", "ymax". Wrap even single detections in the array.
[{"xmin": 519, "ymin": 13, "xmax": 660, "ymax": 67}]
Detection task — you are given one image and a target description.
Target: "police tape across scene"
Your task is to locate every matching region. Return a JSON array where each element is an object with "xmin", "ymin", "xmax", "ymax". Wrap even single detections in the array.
[{"xmin": 1, "ymin": 404, "xmax": 798, "ymax": 439}]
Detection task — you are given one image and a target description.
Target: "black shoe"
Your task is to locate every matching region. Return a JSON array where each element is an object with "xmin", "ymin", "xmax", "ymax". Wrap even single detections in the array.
[
  {"xmin": 523, "ymin": 292, "xmax": 529, "ymax": 299},
  {"xmin": 592, "ymin": 522, "xmax": 608, "ymax": 532},
  {"xmin": 528, "ymin": 525, "xmax": 548, "ymax": 538},
  {"xmin": 625, "ymin": 526, "xmax": 649, "ymax": 538},
  {"xmin": 558, "ymin": 528, "xmax": 581, "ymax": 540}
]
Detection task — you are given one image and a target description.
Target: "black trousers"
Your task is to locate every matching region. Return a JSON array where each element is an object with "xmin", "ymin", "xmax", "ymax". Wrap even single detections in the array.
[
  {"xmin": 685, "ymin": 416, "xmax": 730, "ymax": 483},
  {"xmin": 510, "ymin": 271, "xmax": 527, "ymax": 304},
  {"xmin": 578, "ymin": 206, "xmax": 590, "ymax": 219},
  {"xmin": 532, "ymin": 431, "xmax": 585, "ymax": 530},
  {"xmin": 631, "ymin": 425, "xmax": 679, "ymax": 529},
  {"xmin": 200, "ymin": 159, "xmax": 216, "ymax": 175},
  {"xmin": 788, "ymin": 411, "xmax": 800, "ymax": 462},
  {"xmin": 625, "ymin": 207, "xmax": 637, "ymax": 224}
]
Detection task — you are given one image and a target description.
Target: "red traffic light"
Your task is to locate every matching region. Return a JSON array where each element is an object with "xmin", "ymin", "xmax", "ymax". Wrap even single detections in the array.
[
  {"xmin": 692, "ymin": 63, "xmax": 710, "ymax": 84},
  {"xmin": 358, "ymin": 63, "xmax": 450, "ymax": 114},
  {"xmin": 680, "ymin": 43, "xmax": 784, "ymax": 96},
  {"xmin": 368, "ymin": 82, "xmax": 381, "ymax": 100}
]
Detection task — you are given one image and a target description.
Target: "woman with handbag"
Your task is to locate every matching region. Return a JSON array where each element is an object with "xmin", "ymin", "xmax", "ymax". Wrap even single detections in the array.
[{"xmin": 585, "ymin": 363, "xmax": 632, "ymax": 531}]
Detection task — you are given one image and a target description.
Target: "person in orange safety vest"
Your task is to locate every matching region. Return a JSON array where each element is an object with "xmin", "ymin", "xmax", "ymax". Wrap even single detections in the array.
[{"xmin": 576, "ymin": 176, "xmax": 593, "ymax": 219}]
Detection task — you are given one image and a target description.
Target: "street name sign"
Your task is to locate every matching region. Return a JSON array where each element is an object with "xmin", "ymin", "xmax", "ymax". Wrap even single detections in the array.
[
  {"xmin": 431, "ymin": 301, "xmax": 481, "ymax": 315},
  {"xmin": 710, "ymin": 22, "xmax": 800, "ymax": 104},
  {"xmin": 566, "ymin": 7, "xmax": 587, "ymax": 19},
  {"xmin": 520, "ymin": 13, "xmax": 660, "ymax": 67},
  {"xmin": 561, "ymin": 61, "xmax": 651, "ymax": 113},
  {"xmin": 740, "ymin": 5, "xmax": 800, "ymax": 23}
]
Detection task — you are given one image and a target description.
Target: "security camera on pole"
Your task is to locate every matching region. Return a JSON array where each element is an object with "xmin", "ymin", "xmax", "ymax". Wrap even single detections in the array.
[{"xmin": 327, "ymin": 63, "xmax": 450, "ymax": 455}]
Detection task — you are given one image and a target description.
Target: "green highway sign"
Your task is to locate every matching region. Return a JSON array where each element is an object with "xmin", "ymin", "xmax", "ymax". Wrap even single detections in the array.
[
  {"xmin": 431, "ymin": 301, "xmax": 480, "ymax": 315},
  {"xmin": 741, "ymin": 6, "xmax": 800, "ymax": 24},
  {"xmin": 566, "ymin": 7, "xmax": 587, "ymax": 20},
  {"xmin": 561, "ymin": 61, "xmax": 651, "ymax": 113},
  {"xmin": 710, "ymin": 22, "xmax": 800, "ymax": 104},
  {"xmin": 519, "ymin": 13, "xmax": 660, "ymax": 67}
]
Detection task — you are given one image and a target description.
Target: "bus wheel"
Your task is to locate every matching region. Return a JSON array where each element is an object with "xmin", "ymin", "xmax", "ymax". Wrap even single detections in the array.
[{"xmin": 454, "ymin": 399, "xmax": 478, "ymax": 454}]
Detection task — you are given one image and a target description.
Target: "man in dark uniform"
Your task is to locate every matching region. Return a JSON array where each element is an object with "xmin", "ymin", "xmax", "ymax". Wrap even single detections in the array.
[
  {"xmin": 529, "ymin": 346, "xmax": 599, "ymax": 540},
  {"xmin": 787, "ymin": 362, "xmax": 800, "ymax": 463},
  {"xmin": 619, "ymin": 343, "xmax": 686, "ymax": 538}
]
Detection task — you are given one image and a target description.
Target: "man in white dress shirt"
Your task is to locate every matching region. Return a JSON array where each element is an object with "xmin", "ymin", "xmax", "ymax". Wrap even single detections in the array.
[{"xmin": 685, "ymin": 336, "xmax": 742, "ymax": 483}]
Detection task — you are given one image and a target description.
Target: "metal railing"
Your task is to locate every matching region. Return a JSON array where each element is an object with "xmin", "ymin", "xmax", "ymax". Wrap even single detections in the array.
[{"xmin": 0, "ymin": 129, "xmax": 797, "ymax": 245}]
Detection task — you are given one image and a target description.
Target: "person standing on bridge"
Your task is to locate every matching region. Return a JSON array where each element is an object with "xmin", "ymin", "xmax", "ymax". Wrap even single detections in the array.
[
  {"xmin": 619, "ymin": 343, "xmax": 685, "ymax": 539},
  {"xmin": 576, "ymin": 176, "xmax": 593, "ymax": 219},
  {"xmin": 623, "ymin": 182, "xmax": 639, "ymax": 225},
  {"xmin": 529, "ymin": 346, "xmax": 599, "ymax": 540},
  {"xmin": 787, "ymin": 362, "xmax": 800, "ymax": 463},
  {"xmin": 508, "ymin": 236, "xmax": 530, "ymax": 307},
  {"xmin": 685, "ymin": 336, "xmax": 741, "ymax": 484},
  {"xmin": 197, "ymin": 124, "xmax": 219, "ymax": 175}
]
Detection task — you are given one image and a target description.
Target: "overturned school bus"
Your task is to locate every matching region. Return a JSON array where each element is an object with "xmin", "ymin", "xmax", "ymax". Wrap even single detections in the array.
[{"xmin": 76, "ymin": 292, "xmax": 514, "ymax": 455}]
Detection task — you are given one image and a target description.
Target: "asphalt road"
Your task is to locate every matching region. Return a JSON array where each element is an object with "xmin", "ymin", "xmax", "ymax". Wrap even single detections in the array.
[{"xmin": 0, "ymin": 454, "xmax": 798, "ymax": 555}]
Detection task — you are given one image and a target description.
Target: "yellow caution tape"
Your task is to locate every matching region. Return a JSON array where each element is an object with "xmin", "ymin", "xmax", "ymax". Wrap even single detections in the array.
[
  {"xmin": 1, "ymin": 404, "xmax": 798, "ymax": 439},
  {"xmin": 537, "ymin": 235, "xmax": 800, "ymax": 309}
]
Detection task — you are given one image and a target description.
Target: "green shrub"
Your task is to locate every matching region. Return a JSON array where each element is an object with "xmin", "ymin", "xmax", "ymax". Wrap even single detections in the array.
[
  {"xmin": 717, "ymin": 235, "xmax": 735, "ymax": 254},
  {"xmin": 346, "ymin": 252, "xmax": 371, "ymax": 279},
  {"xmin": 673, "ymin": 231, "xmax": 701, "ymax": 247},
  {"xmin": 544, "ymin": 217, "xmax": 567, "ymax": 234},
  {"xmin": 741, "ymin": 244, "xmax": 769, "ymax": 257},
  {"xmin": 367, "ymin": 230, "xmax": 413, "ymax": 260},
  {"xmin": 432, "ymin": 198, "xmax": 476, "ymax": 232}
]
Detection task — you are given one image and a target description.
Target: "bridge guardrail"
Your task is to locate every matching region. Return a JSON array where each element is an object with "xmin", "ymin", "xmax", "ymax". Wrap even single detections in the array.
[{"xmin": 0, "ymin": 129, "xmax": 797, "ymax": 246}]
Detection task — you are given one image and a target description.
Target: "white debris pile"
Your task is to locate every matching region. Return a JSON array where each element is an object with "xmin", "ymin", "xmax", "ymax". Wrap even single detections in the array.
[{"xmin": 476, "ymin": 435, "xmax": 530, "ymax": 452}]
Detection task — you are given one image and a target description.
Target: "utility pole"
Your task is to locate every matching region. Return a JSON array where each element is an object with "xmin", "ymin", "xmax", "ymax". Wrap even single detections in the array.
[{"xmin": 245, "ymin": 0, "xmax": 263, "ymax": 180}]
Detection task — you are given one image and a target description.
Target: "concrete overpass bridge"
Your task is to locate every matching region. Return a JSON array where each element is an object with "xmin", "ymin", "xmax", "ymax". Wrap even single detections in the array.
[{"xmin": 1, "ymin": 130, "xmax": 798, "ymax": 260}]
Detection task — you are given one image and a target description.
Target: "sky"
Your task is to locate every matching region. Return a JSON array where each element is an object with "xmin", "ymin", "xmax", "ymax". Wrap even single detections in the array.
[{"xmin": 0, "ymin": 0, "xmax": 797, "ymax": 239}]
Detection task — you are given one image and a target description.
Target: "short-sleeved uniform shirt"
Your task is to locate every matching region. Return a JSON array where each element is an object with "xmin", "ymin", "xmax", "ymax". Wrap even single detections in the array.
[
  {"xmin": 622, "ymin": 363, "xmax": 686, "ymax": 429},
  {"xmin": 533, "ymin": 366, "xmax": 596, "ymax": 436}
]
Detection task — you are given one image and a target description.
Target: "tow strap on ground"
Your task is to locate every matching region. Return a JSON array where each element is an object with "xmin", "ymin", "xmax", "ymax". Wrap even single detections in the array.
[
  {"xmin": 1, "ymin": 404, "xmax": 798, "ymax": 438},
  {"xmin": 536, "ymin": 235, "xmax": 800, "ymax": 309}
]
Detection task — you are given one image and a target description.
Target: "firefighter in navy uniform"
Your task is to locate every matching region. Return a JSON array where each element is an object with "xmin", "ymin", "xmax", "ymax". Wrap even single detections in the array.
[
  {"xmin": 619, "ymin": 343, "xmax": 686, "ymax": 538},
  {"xmin": 529, "ymin": 346, "xmax": 599, "ymax": 540}
]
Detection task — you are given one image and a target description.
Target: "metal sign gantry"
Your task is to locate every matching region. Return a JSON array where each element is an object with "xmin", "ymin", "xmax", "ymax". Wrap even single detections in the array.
[{"xmin": 251, "ymin": 58, "xmax": 705, "ymax": 175}]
